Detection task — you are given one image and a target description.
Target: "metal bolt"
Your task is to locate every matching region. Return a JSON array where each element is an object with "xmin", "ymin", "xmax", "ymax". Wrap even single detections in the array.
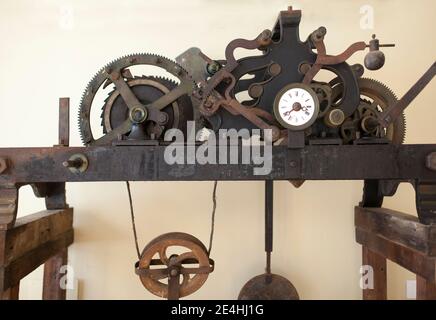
[
  {"xmin": 207, "ymin": 61, "xmax": 220, "ymax": 75},
  {"xmin": 129, "ymin": 107, "xmax": 148, "ymax": 124},
  {"xmin": 0, "ymin": 158, "xmax": 8, "ymax": 174},
  {"xmin": 261, "ymin": 29, "xmax": 272, "ymax": 41},
  {"xmin": 312, "ymin": 26, "xmax": 326, "ymax": 42},
  {"xmin": 248, "ymin": 84, "xmax": 263, "ymax": 98},
  {"xmin": 299, "ymin": 63, "xmax": 311, "ymax": 75},
  {"xmin": 63, "ymin": 154, "xmax": 89, "ymax": 173},
  {"xmin": 268, "ymin": 63, "xmax": 281, "ymax": 76},
  {"xmin": 63, "ymin": 158, "xmax": 83, "ymax": 169},
  {"xmin": 318, "ymin": 26, "xmax": 327, "ymax": 37},
  {"xmin": 426, "ymin": 152, "xmax": 436, "ymax": 171},
  {"xmin": 170, "ymin": 269, "xmax": 179, "ymax": 277},
  {"xmin": 157, "ymin": 112, "xmax": 168, "ymax": 125}
]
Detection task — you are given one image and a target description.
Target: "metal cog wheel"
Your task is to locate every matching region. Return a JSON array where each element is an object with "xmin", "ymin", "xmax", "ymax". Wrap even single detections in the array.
[
  {"xmin": 100, "ymin": 76, "xmax": 193, "ymax": 139},
  {"xmin": 357, "ymin": 78, "xmax": 406, "ymax": 144},
  {"xmin": 331, "ymin": 77, "xmax": 406, "ymax": 144},
  {"xmin": 78, "ymin": 53, "xmax": 195, "ymax": 146}
]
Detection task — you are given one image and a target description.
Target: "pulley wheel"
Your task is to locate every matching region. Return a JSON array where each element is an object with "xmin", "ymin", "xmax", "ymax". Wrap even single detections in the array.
[
  {"xmin": 137, "ymin": 232, "xmax": 212, "ymax": 299},
  {"xmin": 238, "ymin": 273, "xmax": 299, "ymax": 300}
]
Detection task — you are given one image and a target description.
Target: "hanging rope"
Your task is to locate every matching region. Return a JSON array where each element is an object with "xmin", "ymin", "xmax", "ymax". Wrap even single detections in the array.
[
  {"xmin": 207, "ymin": 181, "xmax": 218, "ymax": 256},
  {"xmin": 126, "ymin": 181, "xmax": 141, "ymax": 260},
  {"xmin": 126, "ymin": 180, "xmax": 218, "ymax": 259}
]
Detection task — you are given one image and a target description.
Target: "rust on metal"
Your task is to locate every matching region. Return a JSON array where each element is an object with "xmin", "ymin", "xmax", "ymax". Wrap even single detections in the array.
[
  {"xmin": 58, "ymin": 98, "xmax": 70, "ymax": 147},
  {"xmin": 238, "ymin": 274, "xmax": 299, "ymax": 300},
  {"xmin": 136, "ymin": 232, "xmax": 213, "ymax": 299}
]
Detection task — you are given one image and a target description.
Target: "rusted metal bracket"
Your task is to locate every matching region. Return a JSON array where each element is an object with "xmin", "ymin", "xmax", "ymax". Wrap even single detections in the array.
[
  {"xmin": 31, "ymin": 182, "xmax": 68, "ymax": 210},
  {"xmin": 414, "ymin": 181, "xmax": 436, "ymax": 225},
  {"xmin": 360, "ymin": 179, "xmax": 401, "ymax": 208}
]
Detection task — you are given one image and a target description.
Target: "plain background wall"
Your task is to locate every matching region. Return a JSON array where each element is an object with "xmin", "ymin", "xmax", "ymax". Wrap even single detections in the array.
[{"xmin": 0, "ymin": 0, "xmax": 435, "ymax": 299}]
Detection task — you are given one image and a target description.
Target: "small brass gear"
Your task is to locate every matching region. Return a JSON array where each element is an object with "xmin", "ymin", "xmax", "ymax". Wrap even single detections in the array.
[{"xmin": 332, "ymin": 77, "xmax": 406, "ymax": 144}]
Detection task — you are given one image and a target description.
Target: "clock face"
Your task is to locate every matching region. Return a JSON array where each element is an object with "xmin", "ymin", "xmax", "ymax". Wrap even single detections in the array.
[{"xmin": 273, "ymin": 84, "xmax": 319, "ymax": 130}]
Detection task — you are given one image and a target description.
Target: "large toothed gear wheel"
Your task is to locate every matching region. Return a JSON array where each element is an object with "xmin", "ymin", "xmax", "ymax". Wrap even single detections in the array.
[
  {"xmin": 78, "ymin": 53, "xmax": 195, "ymax": 146},
  {"xmin": 135, "ymin": 232, "xmax": 213, "ymax": 299},
  {"xmin": 331, "ymin": 77, "xmax": 406, "ymax": 144},
  {"xmin": 357, "ymin": 78, "xmax": 406, "ymax": 144},
  {"xmin": 101, "ymin": 76, "xmax": 193, "ymax": 139}
]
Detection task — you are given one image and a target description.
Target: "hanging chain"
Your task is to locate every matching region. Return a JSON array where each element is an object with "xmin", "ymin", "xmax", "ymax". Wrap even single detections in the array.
[
  {"xmin": 126, "ymin": 180, "xmax": 218, "ymax": 260},
  {"xmin": 126, "ymin": 181, "xmax": 141, "ymax": 260}
]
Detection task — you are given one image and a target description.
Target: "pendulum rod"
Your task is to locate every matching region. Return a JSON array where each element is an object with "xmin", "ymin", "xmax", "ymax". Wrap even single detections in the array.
[{"xmin": 265, "ymin": 180, "xmax": 273, "ymax": 274}]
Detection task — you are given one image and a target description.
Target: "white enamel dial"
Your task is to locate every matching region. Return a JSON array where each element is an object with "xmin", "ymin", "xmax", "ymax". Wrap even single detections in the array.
[{"xmin": 273, "ymin": 83, "xmax": 319, "ymax": 130}]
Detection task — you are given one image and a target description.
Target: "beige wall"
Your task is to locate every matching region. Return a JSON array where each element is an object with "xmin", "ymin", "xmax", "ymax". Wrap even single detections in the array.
[{"xmin": 0, "ymin": 0, "xmax": 435, "ymax": 299}]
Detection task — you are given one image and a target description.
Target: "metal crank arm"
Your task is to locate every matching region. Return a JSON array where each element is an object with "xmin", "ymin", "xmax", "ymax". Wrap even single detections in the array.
[
  {"xmin": 109, "ymin": 69, "xmax": 192, "ymax": 126},
  {"xmin": 379, "ymin": 62, "xmax": 436, "ymax": 128},
  {"xmin": 227, "ymin": 100, "xmax": 280, "ymax": 141},
  {"xmin": 109, "ymin": 70, "xmax": 142, "ymax": 110}
]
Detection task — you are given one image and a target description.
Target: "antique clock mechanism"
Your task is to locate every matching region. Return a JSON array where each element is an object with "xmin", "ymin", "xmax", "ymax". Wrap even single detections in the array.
[{"xmin": 273, "ymin": 83, "xmax": 320, "ymax": 131}]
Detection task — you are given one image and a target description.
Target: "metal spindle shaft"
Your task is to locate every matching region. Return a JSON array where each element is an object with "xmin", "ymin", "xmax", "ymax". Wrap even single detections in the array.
[{"xmin": 265, "ymin": 180, "xmax": 274, "ymax": 274}]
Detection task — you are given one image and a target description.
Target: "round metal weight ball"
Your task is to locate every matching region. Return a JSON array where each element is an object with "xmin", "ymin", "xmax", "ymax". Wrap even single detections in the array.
[{"xmin": 238, "ymin": 274, "xmax": 300, "ymax": 300}]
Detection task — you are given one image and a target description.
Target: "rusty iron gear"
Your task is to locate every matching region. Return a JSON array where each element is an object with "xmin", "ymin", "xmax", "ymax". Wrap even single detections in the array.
[
  {"xmin": 100, "ymin": 76, "xmax": 193, "ymax": 139},
  {"xmin": 357, "ymin": 78, "xmax": 406, "ymax": 144},
  {"xmin": 78, "ymin": 53, "xmax": 195, "ymax": 145},
  {"xmin": 333, "ymin": 77, "xmax": 406, "ymax": 144},
  {"xmin": 136, "ymin": 232, "xmax": 212, "ymax": 299}
]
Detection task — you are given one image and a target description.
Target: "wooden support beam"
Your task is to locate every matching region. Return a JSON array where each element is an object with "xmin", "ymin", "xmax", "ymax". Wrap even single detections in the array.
[
  {"xmin": 355, "ymin": 206, "xmax": 436, "ymax": 256},
  {"xmin": 1, "ymin": 229, "xmax": 73, "ymax": 293},
  {"xmin": 43, "ymin": 248, "xmax": 67, "ymax": 300},
  {"xmin": 0, "ymin": 208, "xmax": 73, "ymax": 294},
  {"xmin": 362, "ymin": 246, "xmax": 387, "ymax": 300},
  {"xmin": 1, "ymin": 283, "xmax": 19, "ymax": 300},
  {"xmin": 1, "ymin": 208, "xmax": 73, "ymax": 266},
  {"xmin": 356, "ymin": 206, "xmax": 436, "ymax": 300},
  {"xmin": 356, "ymin": 228, "xmax": 436, "ymax": 282},
  {"xmin": 417, "ymin": 275, "xmax": 436, "ymax": 300}
]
